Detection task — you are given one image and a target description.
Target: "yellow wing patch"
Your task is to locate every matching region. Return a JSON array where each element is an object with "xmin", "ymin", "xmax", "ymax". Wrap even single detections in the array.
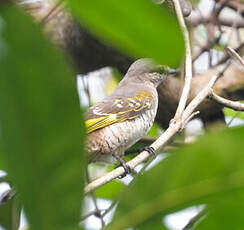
[
  {"xmin": 85, "ymin": 114, "xmax": 117, "ymax": 134},
  {"xmin": 85, "ymin": 90, "xmax": 153, "ymax": 134}
]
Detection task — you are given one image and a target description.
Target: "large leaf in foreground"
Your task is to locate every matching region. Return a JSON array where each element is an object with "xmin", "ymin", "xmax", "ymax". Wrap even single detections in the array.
[
  {"xmin": 66, "ymin": 0, "xmax": 184, "ymax": 67},
  {"xmin": 196, "ymin": 192, "xmax": 244, "ymax": 230},
  {"xmin": 107, "ymin": 127, "xmax": 244, "ymax": 230},
  {"xmin": 0, "ymin": 6, "xmax": 85, "ymax": 230}
]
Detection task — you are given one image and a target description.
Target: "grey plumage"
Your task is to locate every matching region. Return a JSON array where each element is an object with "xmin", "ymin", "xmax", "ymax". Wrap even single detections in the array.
[{"xmin": 85, "ymin": 58, "xmax": 170, "ymax": 163}]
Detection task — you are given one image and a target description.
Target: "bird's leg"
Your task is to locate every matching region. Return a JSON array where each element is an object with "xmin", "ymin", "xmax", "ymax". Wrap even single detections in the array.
[
  {"xmin": 140, "ymin": 146, "xmax": 156, "ymax": 158},
  {"xmin": 112, "ymin": 154, "xmax": 131, "ymax": 178}
]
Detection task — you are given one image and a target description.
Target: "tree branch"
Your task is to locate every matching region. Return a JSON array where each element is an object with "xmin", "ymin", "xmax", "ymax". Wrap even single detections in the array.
[
  {"xmin": 226, "ymin": 46, "xmax": 244, "ymax": 67},
  {"xmin": 210, "ymin": 90, "xmax": 244, "ymax": 111},
  {"xmin": 173, "ymin": 0, "xmax": 192, "ymax": 120},
  {"xmin": 84, "ymin": 64, "xmax": 230, "ymax": 194}
]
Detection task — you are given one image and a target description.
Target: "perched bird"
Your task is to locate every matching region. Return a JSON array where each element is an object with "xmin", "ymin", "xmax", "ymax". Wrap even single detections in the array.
[{"xmin": 85, "ymin": 58, "xmax": 175, "ymax": 173}]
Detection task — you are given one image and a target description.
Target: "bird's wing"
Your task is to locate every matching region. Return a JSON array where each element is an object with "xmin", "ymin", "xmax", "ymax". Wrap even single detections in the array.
[{"xmin": 85, "ymin": 90, "xmax": 154, "ymax": 134}]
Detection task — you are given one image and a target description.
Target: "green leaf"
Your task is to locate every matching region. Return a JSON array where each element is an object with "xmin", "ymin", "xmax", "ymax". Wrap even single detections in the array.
[
  {"xmin": 147, "ymin": 123, "xmax": 162, "ymax": 138},
  {"xmin": 0, "ymin": 189, "xmax": 21, "ymax": 230},
  {"xmin": 137, "ymin": 214, "xmax": 166, "ymax": 230},
  {"xmin": 106, "ymin": 126, "xmax": 244, "ymax": 230},
  {"xmin": 0, "ymin": 139, "xmax": 7, "ymax": 171},
  {"xmin": 95, "ymin": 180, "xmax": 125, "ymax": 200},
  {"xmin": 0, "ymin": 6, "xmax": 85, "ymax": 230},
  {"xmin": 224, "ymin": 107, "xmax": 244, "ymax": 120},
  {"xmin": 65, "ymin": 0, "xmax": 184, "ymax": 67},
  {"xmin": 196, "ymin": 192, "xmax": 244, "ymax": 230},
  {"xmin": 0, "ymin": 175, "xmax": 8, "ymax": 183}
]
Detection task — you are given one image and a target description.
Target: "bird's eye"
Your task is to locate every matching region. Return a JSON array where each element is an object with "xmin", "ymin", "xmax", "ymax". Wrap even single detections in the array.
[
  {"xmin": 151, "ymin": 65, "xmax": 169, "ymax": 74},
  {"xmin": 153, "ymin": 65, "xmax": 178, "ymax": 75},
  {"xmin": 159, "ymin": 66, "xmax": 169, "ymax": 74}
]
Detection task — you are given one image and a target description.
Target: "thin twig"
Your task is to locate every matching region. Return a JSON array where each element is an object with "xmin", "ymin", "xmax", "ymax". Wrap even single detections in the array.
[
  {"xmin": 183, "ymin": 61, "xmax": 231, "ymax": 121},
  {"xmin": 182, "ymin": 75, "xmax": 218, "ymax": 121},
  {"xmin": 210, "ymin": 90, "xmax": 244, "ymax": 111},
  {"xmin": 227, "ymin": 111, "xmax": 240, "ymax": 126},
  {"xmin": 193, "ymin": 36, "xmax": 221, "ymax": 63},
  {"xmin": 215, "ymin": 0, "xmax": 229, "ymax": 17},
  {"xmin": 173, "ymin": 0, "xmax": 192, "ymax": 120},
  {"xmin": 226, "ymin": 46, "xmax": 244, "ymax": 68},
  {"xmin": 181, "ymin": 111, "xmax": 200, "ymax": 130},
  {"xmin": 80, "ymin": 209, "xmax": 107, "ymax": 222},
  {"xmin": 216, "ymin": 42, "xmax": 244, "ymax": 65},
  {"xmin": 101, "ymin": 200, "xmax": 118, "ymax": 218}
]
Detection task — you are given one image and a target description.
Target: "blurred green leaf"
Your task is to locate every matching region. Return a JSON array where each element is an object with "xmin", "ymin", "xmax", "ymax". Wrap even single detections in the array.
[
  {"xmin": 0, "ymin": 190, "xmax": 21, "ymax": 230},
  {"xmin": 196, "ymin": 192, "xmax": 244, "ymax": 230},
  {"xmin": 148, "ymin": 123, "xmax": 162, "ymax": 138},
  {"xmin": 106, "ymin": 126, "xmax": 244, "ymax": 230},
  {"xmin": 65, "ymin": 0, "xmax": 184, "ymax": 67},
  {"xmin": 0, "ymin": 175, "xmax": 8, "ymax": 183},
  {"xmin": 137, "ymin": 214, "xmax": 166, "ymax": 230},
  {"xmin": 224, "ymin": 107, "xmax": 244, "ymax": 120},
  {"xmin": 0, "ymin": 141, "xmax": 6, "ymax": 171},
  {"xmin": 0, "ymin": 6, "xmax": 85, "ymax": 230},
  {"xmin": 95, "ymin": 180, "xmax": 125, "ymax": 200},
  {"xmin": 213, "ymin": 43, "xmax": 225, "ymax": 51}
]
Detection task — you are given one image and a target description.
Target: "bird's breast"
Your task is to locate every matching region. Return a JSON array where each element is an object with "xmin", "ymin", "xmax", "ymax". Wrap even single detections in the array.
[{"xmin": 86, "ymin": 102, "xmax": 158, "ymax": 163}]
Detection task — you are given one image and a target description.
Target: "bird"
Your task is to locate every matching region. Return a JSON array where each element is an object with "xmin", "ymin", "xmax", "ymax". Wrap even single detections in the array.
[{"xmin": 84, "ymin": 58, "xmax": 176, "ymax": 174}]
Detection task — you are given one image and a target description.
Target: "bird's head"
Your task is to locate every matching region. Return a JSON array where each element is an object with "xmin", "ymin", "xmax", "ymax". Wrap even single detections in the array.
[{"xmin": 124, "ymin": 58, "xmax": 177, "ymax": 87}]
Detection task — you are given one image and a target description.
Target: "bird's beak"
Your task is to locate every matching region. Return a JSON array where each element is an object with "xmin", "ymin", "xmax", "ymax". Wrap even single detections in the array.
[{"xmin": 168, "ymin": 68, "xmax": 178, "ymax": 75}]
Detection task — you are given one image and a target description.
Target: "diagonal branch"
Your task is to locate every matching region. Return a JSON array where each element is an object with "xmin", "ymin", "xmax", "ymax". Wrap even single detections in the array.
[
  {"xmin": 226, "ymin": 46, "xmax": 244, "ymax": 68},
  {"xmin": 84, "ymin": 74, "xmax": 223, "ymax": 194},
  {"xmin": 84, "ymin": 59, "xmax": 231, "ymax": 194}
]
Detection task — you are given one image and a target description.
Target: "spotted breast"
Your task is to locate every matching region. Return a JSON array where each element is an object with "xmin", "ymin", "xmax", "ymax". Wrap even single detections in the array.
[{"xmin": 85, "ymin": 88, "xmax": 158, "ymax": 163}]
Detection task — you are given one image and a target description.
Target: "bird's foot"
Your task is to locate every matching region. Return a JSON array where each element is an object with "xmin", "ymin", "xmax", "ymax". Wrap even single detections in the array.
[
  {"xmin": 141, "ymin": 146, "xmax": 156, "ymax": 158},
  {"xmin": 112, "ymin": 154, "xmax": 132, "ymax": 178}
]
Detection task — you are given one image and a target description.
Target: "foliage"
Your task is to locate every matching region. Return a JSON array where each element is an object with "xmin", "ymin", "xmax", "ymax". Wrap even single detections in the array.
[
  {"xmin": 107, "ymin": 126, "xmax": 244, "ymax": 229},
  {"xmin": 0, "ymin": 5, "xmax": 85, "ymax": 230},
  {"xmin": 66, "ymin": 0, "xmax": 184, "ymax": 68},
  {"xmin": 225, "ymin": 107, "xmax": 244, "ymax": 121},
  {"xmin": 0, "ymin": 1, "xmax": 244, "ymax": 230}
]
